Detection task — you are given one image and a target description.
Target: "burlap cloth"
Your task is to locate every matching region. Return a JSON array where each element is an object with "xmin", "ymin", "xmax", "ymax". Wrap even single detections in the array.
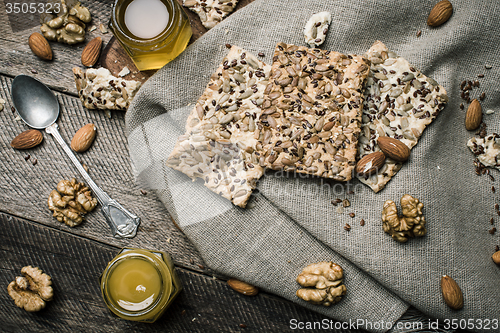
[{"xmin": 126, "ymin": 0, "xmax": 500, "ymax": 331}]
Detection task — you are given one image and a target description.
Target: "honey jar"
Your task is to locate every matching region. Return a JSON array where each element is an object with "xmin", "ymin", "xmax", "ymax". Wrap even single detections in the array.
[
  {"xmin": 109, "ymin": 0, "xmax": 192, "ymax": 71},
  {"xmin": 100, "ymin": 248, "xmax": 182, "ymax": 322}
]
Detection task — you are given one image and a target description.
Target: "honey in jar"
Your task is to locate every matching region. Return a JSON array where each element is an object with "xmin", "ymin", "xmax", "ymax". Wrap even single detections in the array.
[
  {"xmin": 109, "ymin": 0, "xmax": 192, "ymax": 71},
  {"xmin": 100, "ymin": 248, "xmax": 182, "ymax": 322}
]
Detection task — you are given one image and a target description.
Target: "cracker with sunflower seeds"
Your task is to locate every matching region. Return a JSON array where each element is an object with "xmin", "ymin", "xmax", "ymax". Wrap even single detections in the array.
[
  {"xmin": 255, "ymin": 42, "xmax": 370, "ymax": 181},
  {"xmin": 167, "ymin": 46, "xmax": 270, "ymax": 207},
  {"xmin": 356, "ymin": 41, "xmax": 448, "ymax": 192}
]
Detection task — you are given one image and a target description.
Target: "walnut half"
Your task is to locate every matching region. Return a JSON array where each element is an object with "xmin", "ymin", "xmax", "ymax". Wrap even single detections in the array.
[
  {"xmin": 7, "ymin": 266, "xmax": 54, "ymax": 312},
  {"xmin": 382, "ymin": 194, "xmax": 427, "ymax": 243},
  {"xmin": 40, "ymin": 0, "xmax": 91, "ymax": 44},
  {"xmin": 296, "ymin": 261, "xmax": 346, "ymax": 306},
  {"xmin": 48, "ymin": 178, "xmax": 97, "ymax": 227}
]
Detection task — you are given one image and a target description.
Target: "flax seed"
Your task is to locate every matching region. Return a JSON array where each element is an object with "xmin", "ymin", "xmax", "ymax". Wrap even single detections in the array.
[
  {"xmin": 360, "ymin": 219, "xmax": 365, "ymax": 226},
  {"xmin": 344, "ymin": 223, "xmax": 351, "ymax": 231}
]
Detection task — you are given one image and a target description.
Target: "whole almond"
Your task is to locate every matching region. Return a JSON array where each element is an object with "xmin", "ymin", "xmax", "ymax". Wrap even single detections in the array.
[
  {"xmin": 465, "ymin": 99, "xmax": 482, "ymax": 131},
  {"xmin": 427, "ymin": 0, "xmax": 453, "ymax": 27},
  {"xmin": 227, "ymin": 279, "xmax": 259, "ymax": 296},
  {"xmin": 355, "ymin": 151, "xmax": 386, "ymax": 177},
  {"xmin": 440, "ymin": 275, "xmax": 464, "ymax": 310},
  {"xmin": 28, "ymin": 33, "xmax": 52, "ymax": 61},
  {"xmin": 492, "ymin": 251, "xmax": 500, "ymax": 265},
  {"xmin": 81, "ymin": 37, "xmax": 102, "ymax": 67},
  {"xmin": 71, "ymin": 124, "xmax": 97, "ymax": 153},
  {"xmin": 377, "ymin": 137, "xmax": 410, "ymax": 162},
  {"xmin": 11, "ymin": 129, "xmax": 43, "ymax": 150}
]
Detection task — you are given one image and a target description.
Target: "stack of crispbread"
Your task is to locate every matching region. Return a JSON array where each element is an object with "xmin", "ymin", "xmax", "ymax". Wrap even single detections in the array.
[{"xmin": 167, "ymin": 41, "xmax": 448, "ymax": 206}]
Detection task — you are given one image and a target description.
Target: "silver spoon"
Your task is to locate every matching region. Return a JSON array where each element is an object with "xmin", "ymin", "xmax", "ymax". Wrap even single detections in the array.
[{"xmin": 12, "ymin": 74, "xmax": 140, "ymax": 239}]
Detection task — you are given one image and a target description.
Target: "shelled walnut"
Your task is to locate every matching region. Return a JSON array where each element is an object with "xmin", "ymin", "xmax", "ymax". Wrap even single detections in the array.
[
  {"xmin": 40, "ymin": 0, "xmax": 91, "ymax": 44},
  {"xmin": 48, "ymin": 178, "xmax": 97, "ymax": 227},
  {"xmin": 296, "ymin": 261, "xmax": 346, "ymax": 306},
  {"xmin": 382, "ymin": 194, "xmax": 427, "ymax": 243},
  {"xmin": 7, "ymin": 266, "xmax": 53, "ymax": 312}
]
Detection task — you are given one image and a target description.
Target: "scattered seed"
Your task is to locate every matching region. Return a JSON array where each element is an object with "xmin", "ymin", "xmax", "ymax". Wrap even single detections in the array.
[
  {"xmin": 489, "ymin": 227, "xmax": 497, "ymax": 235},
  {"xmin": 335, "ymin": 198, "xmax": 342, "ymax": 204},
  {"xmin": 495, "ymin": 203, "xmax": 499, "ymax": 211},
  {"xmin": 360, "ymin": 219, "xmax": 365, "ymax": 226},
  {"xmin": 11, "ymin": 106, "xmax": 16, "ymax": 113},
  {"xmin": 491, "ymin": 218, "xmax": 494, "ymax": 225},
  {"xmin": 485, "ymin": 64, "xmax": 492, "ymax": 69},
  {"xmin": 82, "ymin": 163, "xmax": 89, "ymax": 172},
  {"xmin": 140, "ymin": 189, "xmax": 147, "ymax": 195},
  {"xmin": 225, "ymin": 43, "xmax": 231, "ymax": 49},
  {"xmin": 239, "ymin": 324, "xmax": 247, "ymax": 328},
  {"xmin": 24, "ymin": 155, "xmax": 30, "ymax": 161},
  {"xmin": 331, "ymin": 200, "xmax": 337, "ymax": 206},
  {"xmin": 349, "ymin": 212, "xmax": 355, "ymax": 218},
  {"xmin": 258, "ymin": 52, "xmax": 265, "ymax": 57},
  {"xmin": 480, "ymin": 92, "xmax": 486, "ymax": 101},
  {"xmin": 478, "ymin": 74, "xmax": 484, "ymax": 78},
  {"xmin": 492, "ymin": 186, "xmax": 495, "ymax": 193},
  {"xmin": 459, "ymin": 103, "xmax": 464, "ymax": 110},
  {"xmin": 31, "ymin": 158, "xmax": 37, "ymax": 166},
  {"xmin": 344, "ymin": 223, "xmax": 351, "ymax": 231},
  {"xmin": 347, "ymin": 190, "xmax": 354, "ymax": 195},
  {"xmin": 496, "ymin": 245, "xmax": 500, "ymax": 252},
  {"xmin": 197, "ymin": 264, "xmax": 205, "ymax": 269},
  {"xmin": 30, "ymin": 69, "xmax": 38, "ymax": 74},
  {"xmin": 342, "ymin": 199, "xmax": 350, "ymax": 207},
  {"xmin": 416, "ymin": 30, "xmax": 422, "ymax": 37},
  {"xmin": 486, "ymin": 109, "xmax": 495, "ymax": 115}
]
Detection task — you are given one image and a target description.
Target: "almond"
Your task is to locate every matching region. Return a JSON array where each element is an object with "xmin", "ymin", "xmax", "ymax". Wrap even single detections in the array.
[
  {"xmin": 28, "ymin": 33, "xmax": 52, "ymax": 61},
  {"xmin": 427, "ymin": 0, "xmax": 453, "ymax": 27},
  {"xmin": 71, "ymin": 124, "xmax": 97, "ymax": 153},
  {"xmin": 377, "ymin": 137, "xmax": 410, "ymax": 162},
  {"xmin": 355, "ymin": 151, "xmax": 386, "ymax": 177},
  {"xmin": 11, "ymin": 129, "xmax": 43, "ymax": 150},
  {"xmin": 465, "ymin": 99, "xmax": 482, "ymax": 131},
  {"xmin": 81, "ymin": 37, "xmax": 102, "ymax": 67},
  {"xmin": 492, "ymin": 251, "xmax": 500, "ymax": 265},
  {"xmin": 440, "ymin": 275, "xmax": 464, "ymax": 310},
  {"xmin": 227, "ymin": 279, "xmax": 259, "ymax": 296}
]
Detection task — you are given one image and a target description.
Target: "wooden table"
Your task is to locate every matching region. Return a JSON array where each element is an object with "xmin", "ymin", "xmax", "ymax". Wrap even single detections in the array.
[{"xmin": 0, "ymin": 0, "xmax": 355, "ymax": 331}]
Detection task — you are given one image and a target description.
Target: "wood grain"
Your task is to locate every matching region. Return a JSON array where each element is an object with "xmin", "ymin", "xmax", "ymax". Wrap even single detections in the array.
[
  {"xmin": 0, "ymin": 74, "xmax": 208, "ymax": 275},
  {"xmin": 0, "ymin": 213, "xmax": 345, "ymax": 333},
  {"xmin": 0, "ymin": 0, "xmax": 257, "ymax": 94}
]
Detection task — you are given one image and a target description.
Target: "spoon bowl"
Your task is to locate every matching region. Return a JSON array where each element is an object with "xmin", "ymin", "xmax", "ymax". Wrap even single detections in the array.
[
  {"xmin": 12, "ymin": 75, "xmax": 59, "ymax": 129},
  {"xmin": 11, "ymin": 74, "xmax": 140, "ymax": 238}
]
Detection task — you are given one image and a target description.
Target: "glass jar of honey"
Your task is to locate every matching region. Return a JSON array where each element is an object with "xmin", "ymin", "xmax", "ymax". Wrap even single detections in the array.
[
  {"xmin": 109, "ymin": 0, "xmax": 192, "ymax": 71},
  {"xmin": 100, "ymin": 248, "xmax": 182, "ymax": 322}
]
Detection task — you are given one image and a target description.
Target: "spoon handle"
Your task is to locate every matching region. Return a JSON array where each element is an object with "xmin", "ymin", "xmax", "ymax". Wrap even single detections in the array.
[{"xmin": 45, "ymin": 123, "xmax": 140, "ymax": 239}]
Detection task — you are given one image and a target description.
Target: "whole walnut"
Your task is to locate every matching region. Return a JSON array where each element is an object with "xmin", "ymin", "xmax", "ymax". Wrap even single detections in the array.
[
  {"xmin": 40, "ymin": 0, "xmax": 91, "ymax": 44},
  {"xmin": 48, "ymin": 178, "xmax": 97, "ymax": 227},
  {"xmin": 296, "ymin": 261, "xmax": 346, "ymax": 306},
  {"xmin": 7, "ymin": 266, "xmax": 54, "ymax": 312},
  {"xmin": 382, "ymin": 194, "xmax": 427, "ymax": 243}
]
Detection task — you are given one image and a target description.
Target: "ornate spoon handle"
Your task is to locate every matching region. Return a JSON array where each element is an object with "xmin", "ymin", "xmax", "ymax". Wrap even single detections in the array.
[{"xmin": 46, "ymin": 123, "xmax": 140, "ymax": 238}]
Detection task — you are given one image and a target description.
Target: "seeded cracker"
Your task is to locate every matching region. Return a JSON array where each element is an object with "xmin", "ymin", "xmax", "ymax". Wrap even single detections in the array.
[
  {"xmin": 357, "ymin": 41, "xmax": 448, "ymax": 192},
  {"xmin": 468, "ymin": 134, "xmax": 500, "ymax": 169},
  {"xmin": 183, "ymin": 0, "xmax": 238, "ymax": 30},
  {"xmin": 73, "ymin": 67, "xmax": 141, "ymax": 110},
  {"xmin": 166, "ymin": 46, "xmax": 271, "ymax": 207},
  {"xmin": 256, "ymin": 43, "xmax": 370, "ymax": 181}
]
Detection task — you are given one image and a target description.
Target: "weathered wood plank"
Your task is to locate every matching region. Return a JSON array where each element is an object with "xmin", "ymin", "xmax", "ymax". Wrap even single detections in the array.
[
  {"xmin": 0, "ymin": 73, "xmax": 212, "ymax": 276},
  {"xmin": 0, "ymin": 212, "xmax": 346, "ymax": 333}
]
